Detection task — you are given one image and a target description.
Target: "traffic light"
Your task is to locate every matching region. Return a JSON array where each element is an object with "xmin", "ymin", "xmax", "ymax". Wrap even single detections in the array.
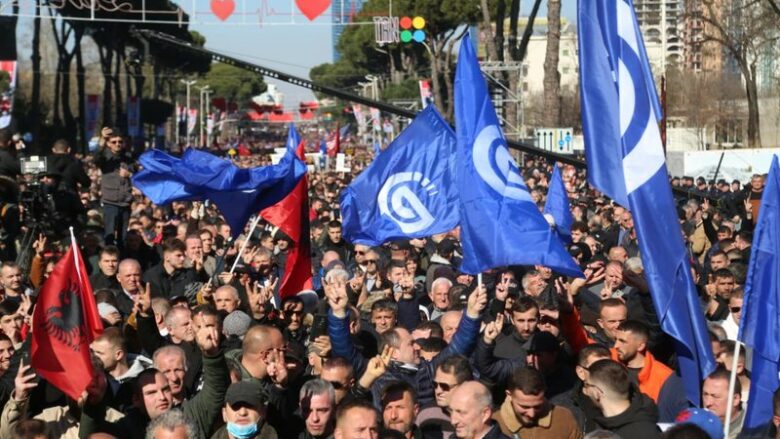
[{"xmin": 399, "ymin": 16, "xmax": 426, "ymax": 43}]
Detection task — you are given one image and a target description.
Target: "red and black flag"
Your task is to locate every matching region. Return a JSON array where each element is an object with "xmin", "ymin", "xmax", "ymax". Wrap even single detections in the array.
[
  {"xmin": 31, "ymin": 238, "xmax": 103, "ymax": 400},
  {"xmin": 261, "ymin": 138, "xmax": 313, "ymax": 299}
]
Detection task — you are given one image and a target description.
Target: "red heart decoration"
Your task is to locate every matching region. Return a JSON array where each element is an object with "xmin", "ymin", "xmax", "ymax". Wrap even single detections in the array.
[
  {"xmin": 210, "ymin": 0, "xmax": 235, "ymax": 21},
  {"xmin": 296, "ymin": 0, "xmax": 331, "ymax": 21}
]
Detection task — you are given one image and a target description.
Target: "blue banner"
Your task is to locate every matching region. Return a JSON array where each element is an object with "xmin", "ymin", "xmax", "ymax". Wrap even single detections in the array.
[
  {"xmin": 454, "ymin": 33, "xmax": 582, "ymax": 277},
  {"xmin": 340, "ymin": 106, "xmax": 459, "ymax": 246},
  {"xmin": 578, "ymin": 0, "xmax": 715, "ymax": 405}
]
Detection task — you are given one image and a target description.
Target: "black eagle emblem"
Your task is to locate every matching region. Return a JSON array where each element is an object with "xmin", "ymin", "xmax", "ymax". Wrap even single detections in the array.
[{"xmin": 43, "ymin": 289, "xmax": 85, "ymax": 352}]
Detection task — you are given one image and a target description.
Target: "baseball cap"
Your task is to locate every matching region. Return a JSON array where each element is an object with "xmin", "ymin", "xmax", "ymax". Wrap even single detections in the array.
[
  {"xmin": 674, "ymin": 408, "xmax": 724, "ymax": 439},
  {"xmin": 225, "ymin": 381, "xmax": 266, "ymax": 408}
]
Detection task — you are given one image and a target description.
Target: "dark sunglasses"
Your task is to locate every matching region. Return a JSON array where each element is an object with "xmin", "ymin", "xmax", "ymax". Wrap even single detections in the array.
[
  {"xmin": 356, "ymin": 251, "xmax": 366, "ymax": 255},
  {"xmin": 365, "ymin": 259, "xmax": 378, "ymax": 264},
  {"xmin": 327, "ymin": 380, "xmax": 345, "ymax": 390},
  {"xmin": 433, "ymin": 381, "xmax": 456, "ymax": 392},
  {"xmin": 729, "ymin": 306, "xmax": 742, "ymax": 313}
]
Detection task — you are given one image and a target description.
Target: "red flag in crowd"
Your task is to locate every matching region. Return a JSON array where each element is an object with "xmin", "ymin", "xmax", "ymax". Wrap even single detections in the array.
[
  {"xmin": 326, "ymin": 123, "xmax": 340, "ymax": 158},
  {"xmin": 261, "ymin": 141, "xmax": 313, "ymax": 299},
  {"xmin": 31, "ymin": 239, "xmax": 103, "ymax": 401}
]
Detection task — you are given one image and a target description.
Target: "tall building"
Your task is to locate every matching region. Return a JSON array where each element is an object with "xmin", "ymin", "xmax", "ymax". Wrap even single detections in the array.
[
  {"xmin": 633, "ymin": 0, "xmax": 683, "ymax": 72},
  {"xmin": 681, "ymin": 0, "xmax": 727, "ymax": 73},
  {"xmin": 332, "ymin": 0, "xmax": 367, "ymax": 62}
]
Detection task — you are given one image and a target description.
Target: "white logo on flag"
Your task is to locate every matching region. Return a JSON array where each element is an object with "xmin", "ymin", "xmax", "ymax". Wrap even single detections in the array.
[
  {"xmin": 473, "ymin": 125, "xmax": 533, "ymax": 202},
  {"xmin": 378, "ymin": 172, "xmax": 437, "ymax": 234}
]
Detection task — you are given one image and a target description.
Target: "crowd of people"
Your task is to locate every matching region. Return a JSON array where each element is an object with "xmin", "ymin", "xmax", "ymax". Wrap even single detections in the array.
[{"xmin": 0, "ymin": 124, "xmax": 772, "ymax": 439}]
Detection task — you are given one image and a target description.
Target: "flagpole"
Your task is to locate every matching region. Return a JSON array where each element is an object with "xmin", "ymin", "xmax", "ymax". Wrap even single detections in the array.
[
  {"xmin": 724, "ymin": 340, "xmax": 741, "ymax": 437},
  {"xmin": 69, "ymin": 227, "xmax": 83, "ymax": 283},
  {"xmin": 229, "ymin": 214, "xmax": 263, "ymax": 275}
]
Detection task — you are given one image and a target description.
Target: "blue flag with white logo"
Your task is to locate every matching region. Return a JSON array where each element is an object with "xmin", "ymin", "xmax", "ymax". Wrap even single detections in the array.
[
  {"xmin": 133, "ymin": 148, "xmax": 306, "ymax": 239},
  {"xmin": 738, "ymin": 156, "xmax": 780, "ymax": 429},
  {"xmin": 340, "ymin": 106, "xmax": 459, "ymax": 246},
  {"xmin": 454, "ymin": 33, "xmax": 582, "ymax": 277},
  {"xmin": 544, "ymin": 165, "xmax": 573, "ymax": 244},
  {"xmin": 579, "ymin": 0, "xmax": 715, "ymax": 405}
]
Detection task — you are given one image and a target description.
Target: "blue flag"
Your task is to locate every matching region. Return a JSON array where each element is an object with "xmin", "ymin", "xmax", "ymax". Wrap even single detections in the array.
[
  {"xmin": 544, "ymin": 165, "xmax": 573, "ymax": 244},
  {"xmin": 133, "ymin": 148, "xmax": 306, "ymax": 239},
  {"xmin": 286, "ymin": 123, "xmax": 302, "ymax": 151},
  {"xmin": 133, "ymin": 150, "xmax": 201, "ymax": 203},
  {"xmin": 454, "ymin": 33, "xmax": 582, "ymax": 277},
  {"xmin": 579, "ymin": 0, "xmax": 715, "ymax": 405},
  {"xmin": 340, "ymin": 106, "xmax": 459, "ymax": 246},
  {"xmin": 738, "ymin": 156, "xmax": 780, "ymax": 429}
]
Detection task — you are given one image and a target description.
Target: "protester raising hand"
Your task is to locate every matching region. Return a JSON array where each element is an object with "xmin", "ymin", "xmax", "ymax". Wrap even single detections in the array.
[
  {"xmin": 466, "ymin": 282, "xmax": 488, "ymax": 319},
  {"xmin": 358, "ymin": 345, "xmax": 394, "ymax": 389},
  {"xmin": 195, "ymin": 324, "xmax": 220, "ymax": 357},
  {"xmin": 13, "ymin": 360, "xmax": 37, "ymax": 402},
  {"xmin": 265, "ymin": 347, "xmax": 289, "ymax": 388},
  {"xmin": 483, "ymin": 313, "xmax": 504, "ymax": 344},
  {"xmin": 325, "ymin": 279, "xmax": 349, "ymax": 318}
]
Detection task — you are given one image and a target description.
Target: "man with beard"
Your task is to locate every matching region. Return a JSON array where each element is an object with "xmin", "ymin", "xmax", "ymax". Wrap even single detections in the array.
[
  {"xmin": 612, "ymin": 320, "xmax": 686, "ymax": 422},
  {"xmin": 493, "ymin": 368, "xmax": 580, "ymax": 438},
  {"xmin": 494, "ymin": 297, "xmax": 539, "ymax": 360},
  {"xmin": 381, "ymin": 381, "xmax": 420, "ymax": 439}
]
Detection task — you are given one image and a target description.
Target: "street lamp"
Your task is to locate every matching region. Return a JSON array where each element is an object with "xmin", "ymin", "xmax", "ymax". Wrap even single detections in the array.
[{"xmin": 198, "ymin": 85, "xmax": 211, "ymax": 147}]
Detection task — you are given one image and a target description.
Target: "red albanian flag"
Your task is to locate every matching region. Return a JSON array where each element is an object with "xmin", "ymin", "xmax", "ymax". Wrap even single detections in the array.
[
  {"xmin": 31, "ymin": 243, "xmax": 103, "ymax": 400},
  {"xmin": 326, "ymin": 123, "xmax": 340, "ymax": 158},
  {"xmin": 261, "ymin": 140, "xmax": 313, "ymax": 299}
]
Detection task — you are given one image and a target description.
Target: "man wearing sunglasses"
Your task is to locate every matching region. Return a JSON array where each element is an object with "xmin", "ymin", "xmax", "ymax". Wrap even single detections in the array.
[
  {"xmin": 94, "ymin": 127, "xmax": 135, "ymax": 246},
  {"xmin": 416, "ymin": 355, "xmax": 472, "ymax": 438}
]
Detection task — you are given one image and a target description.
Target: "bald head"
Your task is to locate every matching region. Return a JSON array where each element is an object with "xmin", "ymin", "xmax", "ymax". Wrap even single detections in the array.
[
  {"xmin": 241, "ymin": 325, "xmax": 284, "ymax": 380},
  {"xmin": 449, "ymin": 381, "xmax": 493, "ymax": 439},
  {"xmin": 242, "ymin": 325, "xmax": 283, "ymax": 355},
  {"xmin": 117, "ymin": 259, "xmax": 142, "ymax": 293}
]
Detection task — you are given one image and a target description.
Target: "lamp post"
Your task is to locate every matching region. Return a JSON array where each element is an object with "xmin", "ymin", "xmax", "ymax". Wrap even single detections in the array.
[{"xmin": 198, "ymin": 85, "xmax": 211, "ymax": 147}]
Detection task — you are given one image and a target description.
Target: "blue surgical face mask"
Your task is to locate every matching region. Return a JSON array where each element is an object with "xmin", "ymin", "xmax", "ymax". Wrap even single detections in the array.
[{"xmin": 226, "ymin": 421, "xmax": 258, "ymax": 439}]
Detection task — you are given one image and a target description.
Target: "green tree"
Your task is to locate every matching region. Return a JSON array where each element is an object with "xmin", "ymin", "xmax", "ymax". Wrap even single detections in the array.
[{"xmin": 200, "ymin": 63, "xmax": 267, "ymax": 104}]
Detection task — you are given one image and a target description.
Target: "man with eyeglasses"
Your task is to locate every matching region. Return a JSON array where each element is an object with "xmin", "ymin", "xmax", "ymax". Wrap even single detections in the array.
[
  {"xmin": 416, "ymin": 355, "xmax": 472, "ymax": 438},
  {"xmin": 581, "ymin": 359, "xmax": 660, "ymax": 438},
  {"xmin": 94, "ymin": 127, "xmax": 135, "ymax": 246}
]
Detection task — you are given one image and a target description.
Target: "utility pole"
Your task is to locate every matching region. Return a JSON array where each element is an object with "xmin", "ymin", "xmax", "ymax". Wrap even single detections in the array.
[
  {"xmin": 198, "ymin": 86, "xmax": 211, "ymax": 147},
  {"xmin": 180, "ymin": 79, "xmax": 197, "ymax": 146}
]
